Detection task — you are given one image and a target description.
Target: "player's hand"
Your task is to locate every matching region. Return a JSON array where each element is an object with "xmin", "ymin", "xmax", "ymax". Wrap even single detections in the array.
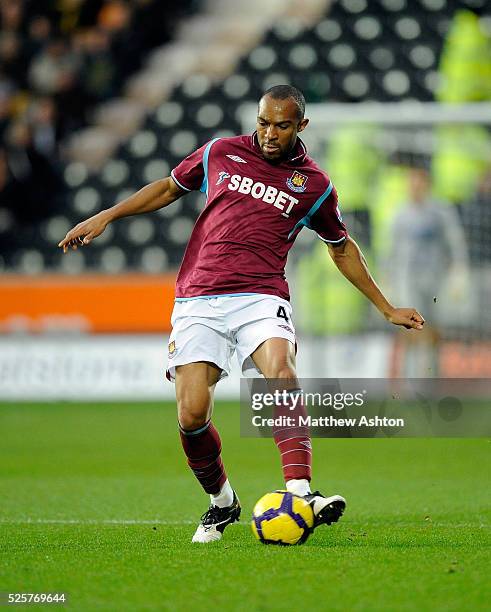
[
  {"xmin": 385, "ymin": 307, "xmax": 425, "ymax": 330},
  {"xmin": 58, "ymin": 212, "xmax": 109, "ymax": 253}
]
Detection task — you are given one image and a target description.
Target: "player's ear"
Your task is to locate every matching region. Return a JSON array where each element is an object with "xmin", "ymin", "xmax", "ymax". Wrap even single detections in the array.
[{"xmin": 297, "ymin": 118, "xmax": 309, "ymax": 133}]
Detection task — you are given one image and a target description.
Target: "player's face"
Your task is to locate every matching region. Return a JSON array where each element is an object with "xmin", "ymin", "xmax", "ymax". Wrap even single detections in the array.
[{"xmin": 256, "ymin": 96, "xmax": 309, "ymax": 162}]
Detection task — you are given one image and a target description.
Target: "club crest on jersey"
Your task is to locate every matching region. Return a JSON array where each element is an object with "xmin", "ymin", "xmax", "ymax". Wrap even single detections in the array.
[
  {"xmin": 168, "ymin": 341, "xmax": 176, "ymax": 358},
  {"xmin": 286, "ymin": 171, "xmax": 308, "ymax": 193},
  {"xmin": 216, "ymin": 171, "xmax": 231, "ymax": 185}
]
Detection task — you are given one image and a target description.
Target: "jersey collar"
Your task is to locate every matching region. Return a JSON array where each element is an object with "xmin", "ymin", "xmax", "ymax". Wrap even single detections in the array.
[{"xmin": 250, "ymin": 131, "xmax": 307, "ymax": 165}]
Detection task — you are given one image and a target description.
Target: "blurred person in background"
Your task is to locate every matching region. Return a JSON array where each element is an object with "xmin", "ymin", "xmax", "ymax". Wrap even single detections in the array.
[
  {"xmin": 0, "ymin": 31, "xmax": 28, "ymax": 85},
  {"xmin": 79, "ymin": 26, "xmax": 116, "ymax": 103},
  {"xmin": 463, "ymin": 168, "xmax": 491, "ymax": 265},
  {"xmin": 28, "ymin": 96, "xmax": 63, "ymax": 157},
  {"xmin": 97, "ymin": 0, "xmax": 140, "ymax": 85},
  {"xmin": 3, "ymin": 119, "xmax": 62, "ymax": 225},
  {"xmin": 28, "ymin": 37, "xmax": 80, "ymax": 96},
  {"xmin": 97, "ymin": 0, "xmax": 148, "ymax": 87},
  {"xmin": 389, "ymin": 165, "xmax": 469, "ymax": 377},
  {"xmin": 0, "ymin": 0, "xmax": 25, "ymax": 33},
  {"xmin": 28, "ymin": 36, "xmax": 87, "ymax": 132},
  {"xmin": 24, "ymin": 14, "xmax": 53, "ymax": 66}
]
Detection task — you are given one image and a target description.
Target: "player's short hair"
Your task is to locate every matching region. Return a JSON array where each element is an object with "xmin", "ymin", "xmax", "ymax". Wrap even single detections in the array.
[{"xmin": 260, "ymin": 85, "xmax": 306, "ymax": 120}]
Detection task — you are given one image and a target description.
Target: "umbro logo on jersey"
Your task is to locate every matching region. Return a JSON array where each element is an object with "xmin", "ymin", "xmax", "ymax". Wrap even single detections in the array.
[{"xmin": 226, "ymin": 154, "xmax": 247, "ymax": 163}]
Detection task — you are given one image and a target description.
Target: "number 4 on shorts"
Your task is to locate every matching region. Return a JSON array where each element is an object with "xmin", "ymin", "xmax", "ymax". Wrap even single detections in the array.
[{"xmin": 276, "ymin": 305, "xmax": 289, "ymax": 322}]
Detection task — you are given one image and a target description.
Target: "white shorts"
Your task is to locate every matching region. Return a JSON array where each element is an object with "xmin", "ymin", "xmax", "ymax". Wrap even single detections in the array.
[{"xmin": 166, "ymin": 294, "xmax": 296, "ymax": 382}]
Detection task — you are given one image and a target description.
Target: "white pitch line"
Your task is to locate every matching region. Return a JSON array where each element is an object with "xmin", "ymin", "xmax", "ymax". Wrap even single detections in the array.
[{"xmin": 0, "ymin": 518, "xmax": 250, "ymax": 526}]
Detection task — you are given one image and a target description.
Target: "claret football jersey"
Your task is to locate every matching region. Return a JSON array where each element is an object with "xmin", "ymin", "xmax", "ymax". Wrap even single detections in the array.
[{"xmin": 170, "ymin": 133, "xmax": 348, "ymax": 301}]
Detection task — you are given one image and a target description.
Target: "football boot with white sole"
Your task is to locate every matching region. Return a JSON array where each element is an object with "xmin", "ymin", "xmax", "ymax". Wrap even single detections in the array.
[
  {"xmin": 304, "ymin": 491, "xmax": 346, "ymax": 528},
  {"xmin": 191, "ymin": 492, "xmax": 241, "ymax": 543}
]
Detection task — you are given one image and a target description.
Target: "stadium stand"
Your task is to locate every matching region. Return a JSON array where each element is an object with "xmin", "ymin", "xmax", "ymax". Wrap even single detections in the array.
[{"xmin": 1, "ymin": 0, "xmax": 490, "ymax": 275}]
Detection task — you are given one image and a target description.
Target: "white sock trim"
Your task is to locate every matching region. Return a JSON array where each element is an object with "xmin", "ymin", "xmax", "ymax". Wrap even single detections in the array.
[
  {"xmin": 286, "ymin": 478, "xmax": 311, "ymax": 497},
  {"xmin": 210, "ymin": 479, "xmax": 234, "ymax": 508}
]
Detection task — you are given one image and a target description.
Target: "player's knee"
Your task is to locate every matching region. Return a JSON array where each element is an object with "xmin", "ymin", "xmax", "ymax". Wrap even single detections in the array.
[
  {"xmin": 178, "ymin": 408, "xmax": 208, "ymax": 431},
  {"xmin": 177, "ymin": 395, "xmax": 210, "ymax": 431},
  {"xmin": 261, "ymin": 355, "xmax": 297, "ymax": 380},
  {"xmin": 273, "ymin": 364, "xmax": 297, "ymax": 382}
]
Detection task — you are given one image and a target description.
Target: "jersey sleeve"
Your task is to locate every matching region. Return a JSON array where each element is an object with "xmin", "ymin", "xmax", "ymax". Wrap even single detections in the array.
[
  {"xmin": 309, "ymin": 183, "xmax": 348, "ymax": 244},
  {"xmin": 170, "ymin": 142, "xmax": 209, "ymax": 192}
]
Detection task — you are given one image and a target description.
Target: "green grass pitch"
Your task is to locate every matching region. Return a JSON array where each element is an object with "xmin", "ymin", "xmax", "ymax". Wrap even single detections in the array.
[{"xmin": 1, "ymin": 402, "xmax": 489, "ymax": 611}]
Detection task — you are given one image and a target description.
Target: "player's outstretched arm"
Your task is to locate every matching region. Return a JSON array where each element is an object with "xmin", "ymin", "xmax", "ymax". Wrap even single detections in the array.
[
  {"xmin": 58, "ymin": 176, "xmax": 185, "ymax": 252},
  {"xmin": 328, "ymin": 236, "xmax": 425, "ymax": 330}
]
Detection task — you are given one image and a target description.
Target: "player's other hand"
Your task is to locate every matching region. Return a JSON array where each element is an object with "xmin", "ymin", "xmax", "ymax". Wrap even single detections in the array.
[
  {"xmin": 385, "ymin": 307, "xmax": 425, "ymax": 330},
  {"xmin": 58, "ymin": 212, "xmax": 109, "ymax": 253}
]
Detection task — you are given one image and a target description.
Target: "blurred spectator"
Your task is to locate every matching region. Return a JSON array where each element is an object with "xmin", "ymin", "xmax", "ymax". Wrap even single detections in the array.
[
  {"xmin": 28, "ymin": 37, "xmax": 87, "ymax": 131},
  {"xmin": 463, "ymin": 169, "xmax": 491, "ymax": 265},
  {"xmin": 388, "ymin": 166, "xmax": 469, "ymax": 377},
  {"xmin": 98, "ymin": 0, "xmax": 141, "ymax": 85},
  {"xmin": 80, "ymin": 27, "xmax": 116, "ymax": 103},
  {"xmin": 3, "ymin": 120, "xmax": 62, "ymax": 225},
  {"xmin": 28, "ymin": 96, "xmax": 62, "ymax": 157},
  {"xmin": 0, "ymin": 31, "xmax": 28, "ymax": 85},
  {"xmin": 24, "ymin": 15, "xmax": 53, "ymax": 66},
  {"xmin": 0, "ymin": 0, "xmax": 25, "ymax": 33},
  {"xmin": 98, "ymin": 0, "xmax": 131, "ymax": 33},
  {"xmin": 28, "ymin": 37, "xmax": 80, "ymax": 95}
]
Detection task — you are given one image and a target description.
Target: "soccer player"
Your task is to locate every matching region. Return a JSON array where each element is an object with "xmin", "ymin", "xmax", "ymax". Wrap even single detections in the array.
[{"xmin": 59, "ymin": 85, "xmax": 424, "ymax": 543}]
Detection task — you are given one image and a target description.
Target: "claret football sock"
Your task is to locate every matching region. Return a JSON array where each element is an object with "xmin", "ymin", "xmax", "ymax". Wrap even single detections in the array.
[
  {"xmin": 286, "ymin": 478, "xmax": 311, "ymax": 497},
  {"xmin": 210, "ymin": 478, "xmax": 234, "ymax": 508},
  {"xmin": 272, "ymin": 389, "xmax": 312, "ymax": 483},
  {"xmin": 179, "ymin": 420, "xmax": 227, "ymax": 495}
]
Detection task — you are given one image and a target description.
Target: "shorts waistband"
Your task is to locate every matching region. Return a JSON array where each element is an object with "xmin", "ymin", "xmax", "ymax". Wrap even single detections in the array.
[{"xmin": 175, "ymin": 292, "xmax": 259, "ymax": 302}]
